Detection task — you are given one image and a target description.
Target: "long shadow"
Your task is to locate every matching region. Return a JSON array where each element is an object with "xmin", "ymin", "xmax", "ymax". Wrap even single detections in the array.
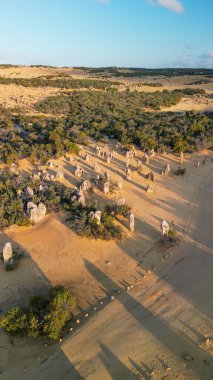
[
  {"xmin": 98, "ymin": 343, "xmax": 140, "ymax": 379},
  {"xmin": 113, "ymin": 155, "xmax": 127, "ymax": 168},
  {"xmin": 124, "ymin": 165, "xmax": 213, "ymax": 320},
  {"xmin": 143, "ymin": 161, "xmax": 164, "ymax": 175},
  {"xmin": 127, "ymin": 178, "xmax": 147, "ymax": 192},
  {"xmin": 133, "ymin": 216, "xmax": 159, "ymax": 240},
  {"xmin": 0, "ymin": 233, "xmax": 83, "ymax": 380},
  {"xmin": 177, "ymin": 321, "xmax": 207, "ymax": 345},
  {"xmin": 99, "ymin": 162, "xmax": 121, "ymax": 175},
  {"xmin": 0, "ymin": 233, "xmax": 50, "ymax": 309},
  {"xmin": 84, "ymin": 259, "xmax": 213, "ymax": 379},
  {"xmin": 23, "ymin": 350, "xmax": 84, "ymax": 380},
  {"xmin": 157, "ymin": 197, "xmax": 188, "ymax": 219},
  {"xmin": 129, "ymin": 357, "xmax": 152, "ymax": 380},
  {"xmin": 132, "ymin": 188, "xmax": 161, "ymax": 208}
]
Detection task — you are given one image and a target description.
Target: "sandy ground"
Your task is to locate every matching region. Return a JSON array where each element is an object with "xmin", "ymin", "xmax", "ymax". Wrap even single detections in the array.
[
  {"xmin": 0, "ymin": 83, "xmax": 212, "ymax": 113},
  {"xmin": 0, "ymin": 66, "xmax": 82, "ymax": 78},
  {"xmin": 0, "ymin": 67, "xmax": 212, "ymax": 112},
  {"xmin": 0, "ymin": 144, "xmax": 212, "ymax": 379},
  {"xmin": 54, "ymin": 170, "xmax": 213, "ymax": 380},
  {"xmin": 161, "ymin": 97, "xmax": 213, "ymax": 113},
  {"xmin": 0, "ymin": 84, "xmax": 60, "ymax": 111}
]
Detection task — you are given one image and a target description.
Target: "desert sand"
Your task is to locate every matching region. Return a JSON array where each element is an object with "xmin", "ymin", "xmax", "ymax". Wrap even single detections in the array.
[
  {"xmin": 0, "ymin": 66, "xmax": 213, "ymax": 379},
  {"xmin": 0, "ymin": 143, "xmax": 212, "ymax": 379}
]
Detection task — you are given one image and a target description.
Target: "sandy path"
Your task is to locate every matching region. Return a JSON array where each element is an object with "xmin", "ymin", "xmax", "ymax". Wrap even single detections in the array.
[{"xmin": 4, "ymin": 159, "xmax": 212, "ymax": 380}]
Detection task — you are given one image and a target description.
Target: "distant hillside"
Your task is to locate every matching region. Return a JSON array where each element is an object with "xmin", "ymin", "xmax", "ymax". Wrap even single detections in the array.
[{"xmin": 74, "ymin": 67, "xmax": 213, "ymax": 78}]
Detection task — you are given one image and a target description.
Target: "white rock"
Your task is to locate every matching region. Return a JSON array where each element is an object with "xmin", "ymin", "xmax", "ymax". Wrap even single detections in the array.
[
  {"xmin": 56, "ymin": 171, "xmax": 64, "ymax": 179},
  {"xmin": 90, "ymin": 210, "xmax": 102, "ymax": 225},
  {"xmin": 26, "ymin": 186, "xmax": 34, "ymax": 198},
  {"xmin": 27, "ymin": 202, "xmax": 46, "ymax": 224},
  {"xmin": 3, "ymin": 242, "xmax": 13, "ymax": 263},
  {"xmin": 161, "ymin": 220, "xmax": 170, "ymax": 237},
  {"xmin": 116, "ymin": 198, "xmax": 125, "ymax": 207}
]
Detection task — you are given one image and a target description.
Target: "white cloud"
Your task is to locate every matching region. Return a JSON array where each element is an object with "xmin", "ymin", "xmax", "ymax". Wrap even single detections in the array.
[
  {"xmin": 148, "ymin": 0, "xmax": 184, "ymax": 13},
  {"xmin": 93, "ymin": 0, "xmax": 185, "ymax": 12},
  {"xmin": 173, "ymin": 50, "xmax": 213, "ymax": 68},
  {"xmin": 206, "ymin": 51, "xmax": 213, "ymax": 58}
]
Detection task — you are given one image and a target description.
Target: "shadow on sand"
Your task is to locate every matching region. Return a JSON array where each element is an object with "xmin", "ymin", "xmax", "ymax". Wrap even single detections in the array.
[{"xmin": 84, "ymin": 259, "xmax": 213, "ymax": 380}]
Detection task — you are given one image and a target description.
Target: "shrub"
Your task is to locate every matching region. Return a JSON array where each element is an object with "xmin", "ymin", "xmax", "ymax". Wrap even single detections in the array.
[
  {"xmin": 104, "ymin": 203, "xmax": 131, "ymax": 218},
  {"xmin": 3, "ymin": 250, "xmax": 22, "ymax": 272},
  {"xmin": 168, "ymin": 228, "xmax": 180, "ymax": 244},
  {"xmin": 0, "ymin": 286, "xmax": 77, "ymax": 340},
  {"xmin": 43, "ymin": 308, "xmax": 70, "ymax": 340},
  {"xmin": 0, "ymin": 307, "xmax": 29, "ymax": 335}
]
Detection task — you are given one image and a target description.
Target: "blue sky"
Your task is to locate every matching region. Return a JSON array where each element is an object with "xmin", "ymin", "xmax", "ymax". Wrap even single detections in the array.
[{"xmin": 0, "ymin": 0, "xmax": 212, "ymax": 68}]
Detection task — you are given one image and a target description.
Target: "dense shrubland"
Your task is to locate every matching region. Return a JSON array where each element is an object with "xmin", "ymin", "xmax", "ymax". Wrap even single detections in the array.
[
  {"xmin": 0, "ymin": 114, "xmax": 80, "ymax": 164},
  {"xmin": 76, "ymin": 67, "xmax": 213, "ymax": 77},
  {"xmin": 36, "ymin": 89, "xmax": 183, "ymax": 113},
  {"xmin": 0, "ymin": 76, "xmax": 119, "ymax": 90},
  {"xmin": 35, "ymin": 91, "xmax": 212, "ymax": 152},
  {"xmin": 0, "ymin": 286, "xmax": 77, "ymax": 340},
  {"xmin": 174, "ymin": 88, "xmax": 206, "ymax": 96},
  {"xmin": 0, "ymin": 171, "xmax": 73, "ymax": 227},
  {"xmin": 187, "ymin": 79, "xmax": 213, "ymax": 85},
  {"xmin": 138, "ymin": 82, "xmax": 163, "ymax": 87},
  {"xmin": 0, "ymin": 88, "xmax": 212, "ymax": 165},
  {"xmin": 0, "ymin": 170, "xmax": 124, "ymax": 240},
  {"xmin": 71, "ymin": 206, "xmax": 123, "ymax": 240}
]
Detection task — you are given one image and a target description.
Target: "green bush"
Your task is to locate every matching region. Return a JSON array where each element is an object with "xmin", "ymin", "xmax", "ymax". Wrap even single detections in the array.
[
  {"xmin": 2, "ymin": 250, "xmax": 22, "ymax": 272},
  {"xmin": 168, "ymin": 228, "xmax": 180, "ymax": 244},
  {"xmin": 0, "ymin": 306, "xmax": 29, "ymax": 335},
  {"xmin": 0, "ymin": 286, "xmax": 77, "ymax": 340},
  {"xmin": 0, "ymin": 170, "xmax": 124, "ymax": 241},
  {"xmin": 79, "ymin": 212, "xmax": 123, "ymax": 240},
  {"xmin": 104, "ymin": 203, "xmax": 131, "ymax": 218}
]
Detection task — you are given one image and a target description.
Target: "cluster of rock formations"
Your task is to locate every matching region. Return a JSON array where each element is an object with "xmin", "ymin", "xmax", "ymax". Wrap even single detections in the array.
[
  {"xmin": 27, "ymin": 202, "xmax": 47, "ymax": 224},
  {"xmin": 5, "ymin": 143, "xmax": 196, "ymax": 240}
]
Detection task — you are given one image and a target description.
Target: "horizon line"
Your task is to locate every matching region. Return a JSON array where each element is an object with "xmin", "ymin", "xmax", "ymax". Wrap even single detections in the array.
[{"xmin": 0, "ymin": 64, "xmax": 212, "ymax": 70}]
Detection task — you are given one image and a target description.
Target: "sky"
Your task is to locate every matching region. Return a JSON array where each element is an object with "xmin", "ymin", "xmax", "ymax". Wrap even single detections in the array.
[{"xmin": 0, "ymin": 0, "xmax": 212, "ymax": 68}]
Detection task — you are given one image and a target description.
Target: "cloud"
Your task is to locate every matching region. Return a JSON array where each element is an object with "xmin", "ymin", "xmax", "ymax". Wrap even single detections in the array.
[
  {"xmin": 200, "ymin": 50, "xmax": 213, "ymax": 59},
  {"xmin": 148, "ymin": 0, "xmax": 184, "ymax": 13},
  {"xmin": 173, "ymin": 50, "xmax": 213, "ymax": 68},
  {"xmin": 92, "ymin": 0, "xmax": 184, "ymax": 12}
]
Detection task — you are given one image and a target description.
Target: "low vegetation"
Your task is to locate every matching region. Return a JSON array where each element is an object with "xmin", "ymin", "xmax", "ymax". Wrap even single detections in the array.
[
  {"xmin": 35, "ymin": 91, "xmax": 212, "ymax": 152},
  {"xmin": 0, "ymin": 87, "xmax": 212, "ymax": 166},
  {"xmin": 0, "ymin": 170, "xmax": 73, "ymax": 227},
  {"xmin": 0, "ymin": 286, "xmax": 77, "ymax": 340},
  {"xmin": 187, "ymin": 79, "xmax": 213, "ymax": 85},
  {"xmin": 0, "ymin": 170, "xmax": 124, "ymax": 240},
  {"xmin": 76, "ymin": 67, "xmax": 213, "ymax": 77},
  {"xmin": 0, "ymin": 76, "xmax": 119, "ymax": 90},
  {"xmin": 174, "ymin": 88, "xmax": 206, "ymax": 96},
  {"xmin": 0, "ymin": 114, "xmax": 80, "ymax": 164},
  {"xmin": 36, "ymin": 89, "xmax": 183, "ymax": 113},
  {"xmin": 0, "ymin": 250, "xmax": 22, "ymax": 271},
  {"xmin": 70, "ymin": 204, "xmax": 124, "ymax": 240},
  {"xmin": 137, "ymin": 82, "xmax": 163, "ymax": 87},
  {"xmin": 167, "ymin": 228, "xmax": 181, "ymax": 244}
]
